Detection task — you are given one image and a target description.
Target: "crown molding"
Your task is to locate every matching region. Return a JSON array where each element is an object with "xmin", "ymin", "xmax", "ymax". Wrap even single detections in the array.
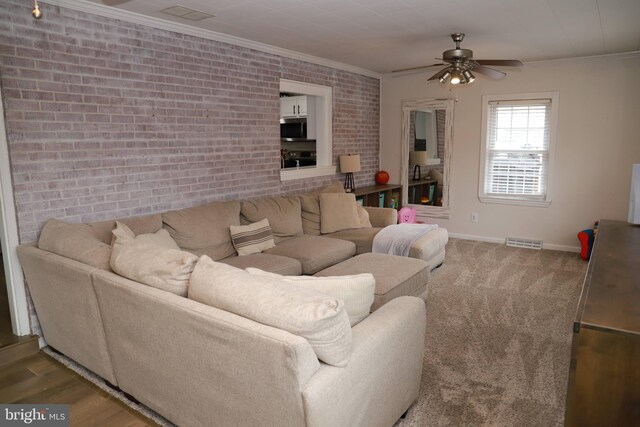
[
  {"xmin": 523, "ymin": 50, "xmax": 640, "ymax": 67},
  {"xmin": 42, "ymin": 0, "xmax": 382, "ymax": 79}
]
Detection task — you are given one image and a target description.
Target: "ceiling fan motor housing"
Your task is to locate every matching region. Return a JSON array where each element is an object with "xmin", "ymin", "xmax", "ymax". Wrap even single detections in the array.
[{"xmin": 443, "ymin": 48, "xmax": 473, "ymax": 62}]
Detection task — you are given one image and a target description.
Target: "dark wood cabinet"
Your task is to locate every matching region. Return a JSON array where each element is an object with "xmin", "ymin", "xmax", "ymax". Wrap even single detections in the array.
[
  {"xmin": 407, "ymin": 178, "xmax": 437, "ymax": 205},
  {"xmin": 353, "ymin": 184, "xmax": 402, "ymax": 210},
  {"xmin": 564, "ymin": 220, "xmax": 640, "ymax": 426}
]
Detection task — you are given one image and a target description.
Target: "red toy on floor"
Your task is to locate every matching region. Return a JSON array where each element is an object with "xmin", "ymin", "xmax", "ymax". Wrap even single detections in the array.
[{"xmin": 577, "ymin": 221, "xmax": 599, "ymax": 260}]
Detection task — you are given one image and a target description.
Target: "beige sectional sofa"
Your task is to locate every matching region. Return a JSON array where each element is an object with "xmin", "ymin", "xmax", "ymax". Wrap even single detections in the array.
[{"xmin": 17, "ymin": 182, "xmax": 440, "ymax": 427}]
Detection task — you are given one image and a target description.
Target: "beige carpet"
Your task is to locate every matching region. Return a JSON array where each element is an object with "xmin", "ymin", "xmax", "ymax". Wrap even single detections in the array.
[{"xmin": 397, "ymin": 238, "xmax": 586, "ymax": 427}]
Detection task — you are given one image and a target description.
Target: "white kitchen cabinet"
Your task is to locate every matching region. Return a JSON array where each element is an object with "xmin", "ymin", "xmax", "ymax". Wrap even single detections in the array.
[{"xmin": 280, "ymin": 96, "xmax": 307, "ymax": 118}]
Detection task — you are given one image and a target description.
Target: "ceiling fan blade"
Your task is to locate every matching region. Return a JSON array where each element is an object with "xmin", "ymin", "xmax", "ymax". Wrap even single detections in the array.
[
  {"xmin": 427, "ymin": 68, "xmax": 449, "ymax": 81},
  {"xmin": 471, "ymin": 64, "xmax": 506, "ymax": 79},
  {"xmin": 392, "ymin": 63, "xmax": 445, "ymax": 73},
  {"xmin": 475, "ymin": 59, "xmax": 523, "ymax": 67}
]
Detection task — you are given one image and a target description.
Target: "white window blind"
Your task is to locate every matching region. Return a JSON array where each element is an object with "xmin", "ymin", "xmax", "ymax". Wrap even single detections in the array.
[{"xmin": 484, "ymin": 99, "xmax": 551, "ymax": 200}]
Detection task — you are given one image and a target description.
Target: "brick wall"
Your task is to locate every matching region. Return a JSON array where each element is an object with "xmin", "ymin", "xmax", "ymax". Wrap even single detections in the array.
[{"xmin": 0, "ymin": 0, "xmax": 380, "ymax": 243}]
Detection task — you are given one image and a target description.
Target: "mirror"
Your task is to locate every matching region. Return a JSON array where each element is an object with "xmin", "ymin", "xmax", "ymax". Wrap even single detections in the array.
[{"xmin": 401, "ymin": 99, "xmax": 454, "ymax": 219}]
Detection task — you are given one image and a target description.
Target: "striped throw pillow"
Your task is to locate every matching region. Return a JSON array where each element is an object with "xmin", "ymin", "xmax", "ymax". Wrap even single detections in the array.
[{"xmin": 229, "ymin": 219, "xmax": 276, "ymax": 256}]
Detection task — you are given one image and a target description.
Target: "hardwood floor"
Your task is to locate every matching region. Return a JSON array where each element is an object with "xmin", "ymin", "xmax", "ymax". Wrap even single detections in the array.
[
  {"xmin": 0, "ymin": 254, "xmax": 17, "ymax": 346},
  {"xmin": 1, "ymin": 253, "xmax": 156, "ymax": 425},
  {"xmin": 0, "ymin": 252, "xmax": 39, "ymax": 366},
  {"xmin": 0, "ymin": 352, "xmax": 159, "ymax": 426}
]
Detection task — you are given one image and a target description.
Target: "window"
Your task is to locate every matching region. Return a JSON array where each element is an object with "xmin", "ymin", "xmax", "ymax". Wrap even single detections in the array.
[
  {"xmin": 479, "ymin": 92, "xmax": 559, "ymax": 207},
  {"xmin": 279, "ymin": 79, "xmax": 334, "ymax": 181}
]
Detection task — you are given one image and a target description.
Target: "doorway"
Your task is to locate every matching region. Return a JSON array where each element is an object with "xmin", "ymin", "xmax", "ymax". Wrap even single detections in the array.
[
  {"xmin": 0, "ymin": 82, "xmax": 31, "ymax": 338},
  {"xmin": 0, "ymin": 245, "xmax": 16, "ymax": 345}
]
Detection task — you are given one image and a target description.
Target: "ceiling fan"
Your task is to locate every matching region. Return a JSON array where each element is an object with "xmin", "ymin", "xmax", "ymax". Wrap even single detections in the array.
[{"xmin": 393, "ymin": 33, "xmax": 523, "ymax": 85}]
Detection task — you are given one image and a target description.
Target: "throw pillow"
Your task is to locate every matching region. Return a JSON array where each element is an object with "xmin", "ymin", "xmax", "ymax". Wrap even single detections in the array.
[
  {"xmin": 319, "ymin": 193, "xmax": 361, "ymax": 234},
  {"xmin": 246, "ymin": 268, "xmax": 375, "ymax": 326},
  {"xmin": 356, "ymin": 204, "xmax": 372, "ymax": 228},
  {"xmin": 112, "ymin": 223, "xmax": 180, "ymax": 250},
  {"xmin": 38, "ymin": 219, "xmax": 112, "ymax": 271},
  {"xmin": 110, "ymin": 221, "xmax": 199, "ymax": 296},
  {"xmin": 189, "ymin": 256, "xmax": 352, "ymax": 367},
  {"xmin": 299, "ymin": 181, "xmax": 346, "ymax": 236},
  {"xmin": 229, "ymin": 219, "xmax": 276, "ymax": 256}
]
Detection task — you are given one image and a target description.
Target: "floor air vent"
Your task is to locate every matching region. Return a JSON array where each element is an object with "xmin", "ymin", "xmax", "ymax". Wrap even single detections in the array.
[{"xmin": 506, "ymin": 237, "xmax": 543, "ymax": 250}]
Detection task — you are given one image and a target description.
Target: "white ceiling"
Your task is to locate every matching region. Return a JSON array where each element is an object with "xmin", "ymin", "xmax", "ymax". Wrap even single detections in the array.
[{"xmin": 84, "ymin": 0, "xmax": 640, "ymax": 74}]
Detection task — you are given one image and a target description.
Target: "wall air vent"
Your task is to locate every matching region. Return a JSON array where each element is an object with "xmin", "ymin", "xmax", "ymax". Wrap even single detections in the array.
[
  {"xmin": 506, "ymin": 237, "xmax": 543, "ymax": 250},
  {"xmin": 160, "ymin": 5, "xmax": 214, "ymax": 21}
]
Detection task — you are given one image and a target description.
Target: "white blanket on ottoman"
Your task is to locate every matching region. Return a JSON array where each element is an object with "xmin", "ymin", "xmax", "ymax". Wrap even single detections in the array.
[{"xmin": 372, "ymin": 223, "xmax": 439, "ymax": 257}]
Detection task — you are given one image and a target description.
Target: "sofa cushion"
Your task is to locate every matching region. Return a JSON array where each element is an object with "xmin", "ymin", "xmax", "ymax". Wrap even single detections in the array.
[
  {"xmin": 325, "ymin": 227, "xmax": 383, "ymax": 255},
  {"xmin": 246, "ymin": 268, "xmax": 375, "ymax": 326},
  {"xmin": 265, "ymin": 235, "xmax": 356, "ymax": 275},
  {"xmin": 299, "ymin": 181, "xmax": 345, "ymax": 236},
  {"xmin": 229, "ymin": 219, "xmax": 276, "ymax": 256},
  {"xmin": 320, "ymin": 193, "xmax": 361, "ymax": 234},
  {"xmin": 241, "ymin": 196, "xmax": 303, "ymax": 243},
  {"xmin": 110, "ymin": 222, "xmax": 199, "ymax": 296},
  {"xmin": 162, "ymin": 201, "xmax": 240, "ymax": 261},
  {"xmin": 189, "ymin": 256, "xmax": 352, "ymax": 367},
  {"xmin": 38, "ymin": 219, "xmax": 112, "ymax": 270},
  {"xmin": 220, "ymin": 253, "xmax": 302, "ymax": 276},
  {"xmin": 316, "ymin": 253, "xmax": 430, "ymax": 311}
]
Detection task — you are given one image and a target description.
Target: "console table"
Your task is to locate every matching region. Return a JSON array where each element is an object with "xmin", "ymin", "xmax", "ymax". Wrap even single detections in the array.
[{"xmin": 564, "ymin": 220, "xmax": 640, "ymax": 426}]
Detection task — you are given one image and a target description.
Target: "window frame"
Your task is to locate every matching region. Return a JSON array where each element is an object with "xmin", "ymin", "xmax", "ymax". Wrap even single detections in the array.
[
  {"xmin": 279, "ymin": 79, "xmax": 335, "ymax": 181},
  {"xmin": 478, "ymin": 92, "xmax": 559, "ymax": 207}
]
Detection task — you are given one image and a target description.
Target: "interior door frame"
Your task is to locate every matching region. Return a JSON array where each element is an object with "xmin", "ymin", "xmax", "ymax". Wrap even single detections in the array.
[{"xmin": 0, "ymin": 85, "xmax": 31, "ymax": 336}]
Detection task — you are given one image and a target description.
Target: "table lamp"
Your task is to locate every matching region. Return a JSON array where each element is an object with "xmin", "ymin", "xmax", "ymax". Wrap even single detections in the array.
[
  {"xmin": 409, "ymin": 151, "xmax": 429, "ymax": 181},
  {"xmin": 340, "ymin": 154, "xmax": 361, "ymax": 193}
]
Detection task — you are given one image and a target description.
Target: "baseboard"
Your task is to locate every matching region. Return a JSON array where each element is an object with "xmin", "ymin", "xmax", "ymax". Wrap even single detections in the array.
[
  {"xmin": 541, "ymin": 243, "xmax": 581, "ymax": 253},
  {"xmin": 448, "ymin": 233, "xmax": 581, "ymax": 253},
  {"xmin": 448, "ymin": 233, "xmax": 505, "ymax": 245}
]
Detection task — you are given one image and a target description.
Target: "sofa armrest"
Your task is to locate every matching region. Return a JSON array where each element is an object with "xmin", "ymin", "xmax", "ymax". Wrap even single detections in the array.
[
  {"xmin": 92, "ymin": 270, "xmax": 318, "ymax": 427},
  {"xmin": 363, "ymin": 206, "xmax": 397, "ymax": 227},
  {"xmin": 17, "ymin": 245, "xmax": 118, "ymax": 385},
  {"xmin": 302, "ymin": 296, "xmax": 426, "ymax": 427}
]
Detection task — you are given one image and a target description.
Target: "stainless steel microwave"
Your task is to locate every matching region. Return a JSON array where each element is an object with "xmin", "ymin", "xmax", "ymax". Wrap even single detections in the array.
[{"xmin": 280, "ymin": 117, "xmax": 308, "ymax": 141}]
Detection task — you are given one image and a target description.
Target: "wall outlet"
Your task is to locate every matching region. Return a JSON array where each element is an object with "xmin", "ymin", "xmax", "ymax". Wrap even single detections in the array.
[{"xmin": 471, "ymin": 212, "xmax": 478, "ymax": 223}]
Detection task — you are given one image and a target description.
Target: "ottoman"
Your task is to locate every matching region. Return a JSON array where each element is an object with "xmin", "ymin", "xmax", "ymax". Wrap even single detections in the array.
[
  {"xmin": 315, "ymin": 253, "xmax": 429, "ymax": 311},
  {"xmin": 409, "ymin": 227, "xmax": 449, "ymax": 270}
]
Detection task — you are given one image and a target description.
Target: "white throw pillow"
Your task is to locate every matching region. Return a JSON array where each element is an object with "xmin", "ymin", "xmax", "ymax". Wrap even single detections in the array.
[
  {"xmin": 110, "ymin": 222, "xmax": 199, "ymax": 296},
  {"xmin": 189, "ymin": 256, "xmax": 352, "ymax": 367},
  {"xmin": 229, "ymin": 218, "xmax": 276, "ymax": 256},
  {"xmin": 246, "ymin": 268, "xmax": 374, "ymax": 326},
  {"xmin": 356, "ymin": 204, "xmax": 372, "ymax": 228}
]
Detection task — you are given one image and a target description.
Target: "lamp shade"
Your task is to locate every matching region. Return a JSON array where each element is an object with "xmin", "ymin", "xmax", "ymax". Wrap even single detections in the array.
[
  {"xmin": 409, "ymin": 151, "xmax": 429, "ymax": 166},
  {"xmin": 340, "ymin": 154, "xmax": 361, "ymax": 173}
]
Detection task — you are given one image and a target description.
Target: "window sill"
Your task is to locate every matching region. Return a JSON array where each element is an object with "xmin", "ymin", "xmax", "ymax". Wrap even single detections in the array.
[
  {"xmin": 280, "ymin": 165, "xmax": 336, "ymax": 181},
  {"xmin": 479, "ymin": 195, "xmax": 551, "ymax": 208}
]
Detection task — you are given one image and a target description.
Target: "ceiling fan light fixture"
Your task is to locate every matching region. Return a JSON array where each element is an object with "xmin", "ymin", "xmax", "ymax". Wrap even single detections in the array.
[
  {"xmin": 450, "ymin": 68, "xmax": 462, "ymax": 85},
  {"xmin": 438, "ymin": 70, "xmax": 451, "ymax": 83},
  {"xmin": 462, "ymin": 69, "xmax": 475, "ymax": 83},
  {"xmin": 411, "ymin": 33, "xmax": 522, "ymax": 85}
]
